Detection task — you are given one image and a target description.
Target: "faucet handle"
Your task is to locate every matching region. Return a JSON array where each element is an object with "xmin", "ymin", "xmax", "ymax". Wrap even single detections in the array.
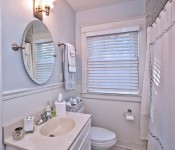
[
  {"xmin": 41, "ymin": 112, "xmax": 47, "ymax": 118},
  {"xmin": 41, "ymin": 111, "xmax": 51, "ymax": 119}
]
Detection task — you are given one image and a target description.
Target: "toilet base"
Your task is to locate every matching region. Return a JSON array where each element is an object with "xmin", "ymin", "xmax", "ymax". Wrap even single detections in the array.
[
  {"xmin": 91, "ymin": 145, "xmax": 114, "ymax": 150},
  {"xmin": 91, "ymin": 142, "xmax": 115, "ymax": 150}
]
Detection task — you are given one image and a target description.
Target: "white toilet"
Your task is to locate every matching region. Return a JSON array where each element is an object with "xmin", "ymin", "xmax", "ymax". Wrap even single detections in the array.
[
  {"xmin": 91, "ymin": 127, "xmax": 117, "ymax": 150},
  {"xmin": 78, "ymin": 107, "xmax": 117, "ymax": 150}
]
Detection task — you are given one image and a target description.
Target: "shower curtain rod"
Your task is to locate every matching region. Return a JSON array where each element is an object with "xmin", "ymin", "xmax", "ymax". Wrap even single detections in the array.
[{"xmin": 149, "ymin": 0, "xmax": 172, "ymax": 27}]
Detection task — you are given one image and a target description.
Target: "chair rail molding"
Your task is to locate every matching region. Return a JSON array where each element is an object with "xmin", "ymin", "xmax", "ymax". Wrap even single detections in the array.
[{"xmin": 2, "ymin": 82, "xmax": 64, "ymax": 101}]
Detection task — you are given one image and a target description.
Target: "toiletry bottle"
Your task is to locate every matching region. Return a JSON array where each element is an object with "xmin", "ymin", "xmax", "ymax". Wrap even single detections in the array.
[
  {"xmin": 51, "ymin": 100, "xmax": 56, "ymax": 117},
  {"xmin": 55, "ymin": 93, "xmax": 66, "ymax": 116},
  {"xmin": 46, "ymin": 101, "xmax": 51, "ymax": 117}
]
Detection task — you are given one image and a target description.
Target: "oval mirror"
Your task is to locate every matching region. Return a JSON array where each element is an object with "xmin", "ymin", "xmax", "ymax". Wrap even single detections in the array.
[{"xmin": 22, "ymin": 20, "xmax": 55, "ymax": 84}]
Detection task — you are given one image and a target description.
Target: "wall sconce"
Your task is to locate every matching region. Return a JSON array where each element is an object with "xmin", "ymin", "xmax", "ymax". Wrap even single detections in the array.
[{"xmin": 33, "ymin": 0, "xmax": 55, "ymax": 21}]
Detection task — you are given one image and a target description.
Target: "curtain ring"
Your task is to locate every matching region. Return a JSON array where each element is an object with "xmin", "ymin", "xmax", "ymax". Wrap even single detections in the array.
[{"xmin": 149, "ymin": 25, "xmax": 153, "ymax": 28}]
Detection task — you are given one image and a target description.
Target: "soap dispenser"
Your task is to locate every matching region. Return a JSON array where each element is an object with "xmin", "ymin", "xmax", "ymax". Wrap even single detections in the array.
[
  {"xmin": 46, "ymin": 101, "xmax": 51, "ymax": 117},
  {"xmin": 55, "ymin": 93, "xmax": 66, "ymax": 116}
]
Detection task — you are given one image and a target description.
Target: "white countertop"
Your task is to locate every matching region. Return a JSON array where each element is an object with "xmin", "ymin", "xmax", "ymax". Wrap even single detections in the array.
[{"xmin": 4, "ymin": 112, "xmax": 91, "ymax": 150}]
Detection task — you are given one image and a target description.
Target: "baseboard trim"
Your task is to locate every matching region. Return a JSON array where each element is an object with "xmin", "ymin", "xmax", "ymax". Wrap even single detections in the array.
[
  {"xmin": 113, "ymin": 144, "xmax": 132, "ymax": 150},
  {"xmin": 2, "ymin": 82, "xmax": 64, "ymax": 101},
  {"xmin": 112, "ymin": 140, "xmax": 147, "ymax": 150}
]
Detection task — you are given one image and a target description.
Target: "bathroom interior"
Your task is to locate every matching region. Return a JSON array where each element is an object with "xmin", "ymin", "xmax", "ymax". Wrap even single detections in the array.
[{"xmin": 0, "ymin": 0, "xmax": 174, "ymax": 150}]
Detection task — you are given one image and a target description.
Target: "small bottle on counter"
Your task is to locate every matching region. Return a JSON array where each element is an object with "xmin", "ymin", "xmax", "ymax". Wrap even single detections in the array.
[
  {"xmin": 51, "ymin": 100, "xmax": 56, "ymax": 117},
  {"xmin": 46, "ymin": 101, "xmax": 51, "ymax": 117}
]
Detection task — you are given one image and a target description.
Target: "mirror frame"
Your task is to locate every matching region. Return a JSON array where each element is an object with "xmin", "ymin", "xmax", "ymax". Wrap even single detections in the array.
[{"xmin": 22, "ymin": 20, "xmax": 55, "ymax": 84}]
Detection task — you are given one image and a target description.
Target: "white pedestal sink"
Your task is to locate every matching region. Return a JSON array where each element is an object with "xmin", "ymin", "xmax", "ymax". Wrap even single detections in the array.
[{"xmin": 40, "ymin": 117, "xmax": 76, "ymax": 137}]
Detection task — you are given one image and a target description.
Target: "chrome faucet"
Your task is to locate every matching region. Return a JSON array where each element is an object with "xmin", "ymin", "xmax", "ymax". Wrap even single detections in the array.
[{"xmin": 36, "ymin": 112, "xmax": 51, "ymax": 125}]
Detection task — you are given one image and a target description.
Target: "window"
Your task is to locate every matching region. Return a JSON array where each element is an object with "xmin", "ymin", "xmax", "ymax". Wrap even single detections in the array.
[
  {"xmin": 81, "ymin": 18, "xmax": 146, "ymax": 98},
  {"xmin": 86, "ymin": 30, "xmax": 139, "ymax": 94},
  {"xmin": 35, "ymin": 42, "xmax": 54, "ymax": 83}
]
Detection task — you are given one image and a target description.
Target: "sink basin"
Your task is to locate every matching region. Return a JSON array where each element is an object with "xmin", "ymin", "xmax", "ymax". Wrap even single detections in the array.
[{"xmin": 40, "ymin": 117, "xmax": 76, "ymax": 137}]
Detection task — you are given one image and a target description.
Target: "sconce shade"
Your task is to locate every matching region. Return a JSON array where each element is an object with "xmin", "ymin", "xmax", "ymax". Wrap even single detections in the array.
[
  {"xmin": 33, "ymin": 0, "xmax": 43, "ymax": 20},
  {"xmin": 33, "ymin": 0, "xmax": 55, "ymax": 21},
  {"xmin": 43, "ymin": 0, "xmax": 55, "ymax": 9}
]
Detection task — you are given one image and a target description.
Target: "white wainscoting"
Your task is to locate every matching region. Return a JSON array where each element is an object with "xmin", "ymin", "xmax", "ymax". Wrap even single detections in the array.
[
  {"xmin": 2, "ymin": 83, "xmax": 64, "ymax": 101},
  {"xmin": 2, "ymin": 82, "xmax": 78, "ymax": 124}
]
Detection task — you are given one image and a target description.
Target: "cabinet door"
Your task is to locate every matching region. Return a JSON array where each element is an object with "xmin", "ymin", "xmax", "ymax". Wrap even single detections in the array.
[
  {"xmin": 70, "ymin": 119, "xmax": 91, "ymax": 150},
  {"xmin": 79, "ymin": 133, "xmax": 91, "ymax": 150}
]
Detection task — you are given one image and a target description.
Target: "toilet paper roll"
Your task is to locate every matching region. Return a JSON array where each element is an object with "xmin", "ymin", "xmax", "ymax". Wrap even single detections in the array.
[{"xmin": 125, "ymin": 115, "xmax": 135, "ymax": 121}]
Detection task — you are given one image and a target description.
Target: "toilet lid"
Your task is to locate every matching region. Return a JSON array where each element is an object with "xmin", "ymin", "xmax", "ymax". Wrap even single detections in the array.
[{"xmin": 91, "ymin": 127, "xmax": 116, "ymax": 141}]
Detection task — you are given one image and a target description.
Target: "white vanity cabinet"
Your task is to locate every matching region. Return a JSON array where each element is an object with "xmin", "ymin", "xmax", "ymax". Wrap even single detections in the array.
[
  {"xmin": 4, "ymin": 113, "xmax": 91, "ymax": 150},
  {"xmin": 5, "ymin": 118, "xmax": 91, "ymax": 150},
  {"xmin": 70, "ymin": 119, "xmax": 91, "ymax": 150}
]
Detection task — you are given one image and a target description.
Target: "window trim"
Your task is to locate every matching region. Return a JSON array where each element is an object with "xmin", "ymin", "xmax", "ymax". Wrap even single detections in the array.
[
  {"xmin": 86, "ymin": 26, "xmax": 140, "ymax": 37},
  {"xmin": 81, "ymin": 17, "xmax": 146, "ymax": 97}
]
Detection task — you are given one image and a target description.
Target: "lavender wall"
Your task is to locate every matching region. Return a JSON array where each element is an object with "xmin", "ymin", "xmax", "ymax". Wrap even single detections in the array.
[
  {"xmin": 76, "ymin": 0, "xmax": 147, "ymax": 149},
  {"xmin": 2, "ymin": 0, "xmax": 76, "ymax": 124}
]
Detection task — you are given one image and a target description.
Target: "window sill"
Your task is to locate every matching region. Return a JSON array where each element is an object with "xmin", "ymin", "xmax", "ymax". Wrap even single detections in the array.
[{"xmin": 81, "ymin": 92, "xmax": 141, "ymax": 103}]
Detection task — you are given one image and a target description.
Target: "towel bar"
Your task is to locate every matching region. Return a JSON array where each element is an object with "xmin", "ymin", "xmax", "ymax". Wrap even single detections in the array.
[
  {"xmin": 58, "ymin": 42, "xmax": 65, "ymax": 46},
  {"xmin": 11, "ymin": 43, "xmax": 25, "ymax": 51},
  {"xmin": 58, "ymin": 42, "xmax": 76, "ymax": 51}
]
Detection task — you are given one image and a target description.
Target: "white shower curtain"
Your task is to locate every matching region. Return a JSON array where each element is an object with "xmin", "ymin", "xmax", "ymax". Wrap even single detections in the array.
[
  {"xmin": 147, "ymin": 0, "xmax": 175, "ymax": 149},
  {"xmin": 140, "ymin": 23, "xmax": 153, "ymax": 140}
]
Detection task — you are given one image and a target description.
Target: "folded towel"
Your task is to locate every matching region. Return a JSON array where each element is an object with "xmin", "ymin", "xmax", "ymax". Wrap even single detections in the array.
[
  {"xmin": 70, "ymin": 46, "xmax": 75, "ymax": 56},
  {"xmin": 66, "ymin": 43, "xmax": 76, "ymax": 72},
  {"xmin": 63, "ymin": 43, "xmax": 76, "ymax": 90}
]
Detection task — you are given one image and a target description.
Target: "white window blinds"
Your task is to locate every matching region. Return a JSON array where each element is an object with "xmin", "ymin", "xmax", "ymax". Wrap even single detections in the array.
[
  {"xmin": 87, "ymin": 31, "xmax": 139, "ymax": 94},
  {"xmin": 35, "ymin": 42, "xmax": 54, "ymax": 83}
]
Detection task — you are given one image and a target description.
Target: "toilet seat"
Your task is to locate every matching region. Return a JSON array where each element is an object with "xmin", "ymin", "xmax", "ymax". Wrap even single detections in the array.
[
  {"xmin": 91, "ymin": 127, "xmax": 117, "ymax": 150},
  {"xmin": 91, "ymin": 127, "xmax": 116, "ymax": 141}
]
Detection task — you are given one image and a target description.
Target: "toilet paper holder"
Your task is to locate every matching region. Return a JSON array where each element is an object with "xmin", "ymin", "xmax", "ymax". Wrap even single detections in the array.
[{"xmin": 124, "ymin": 109, "xmax": 135, "ymax": 121}]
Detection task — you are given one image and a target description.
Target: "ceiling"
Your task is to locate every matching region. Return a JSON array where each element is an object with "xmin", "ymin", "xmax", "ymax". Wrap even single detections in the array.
[{"xmin": 66, "ymin": 0, "xmax": 135, "ymax": 12}]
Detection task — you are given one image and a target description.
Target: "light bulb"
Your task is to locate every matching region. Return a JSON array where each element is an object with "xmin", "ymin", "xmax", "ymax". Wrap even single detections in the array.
[{"xmin": 42, "ymin": 0, "xmax": 55, "ymax": 9}]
